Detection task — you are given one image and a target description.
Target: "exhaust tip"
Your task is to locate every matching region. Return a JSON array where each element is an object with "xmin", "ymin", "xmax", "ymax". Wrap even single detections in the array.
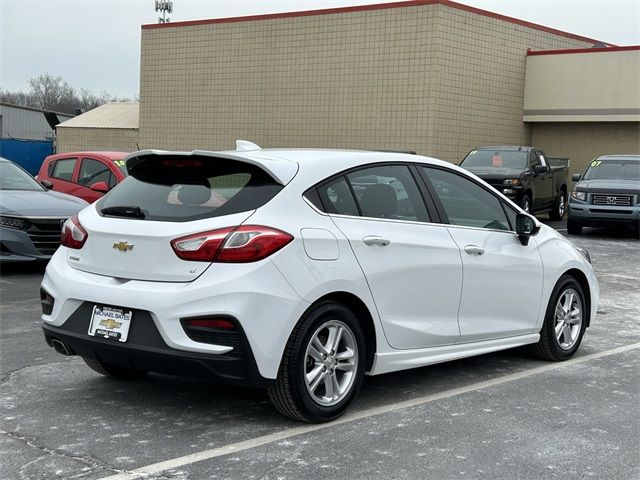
[{"xmin": 50, "ymin": 338, "xmax": 72, "ymax": 356}]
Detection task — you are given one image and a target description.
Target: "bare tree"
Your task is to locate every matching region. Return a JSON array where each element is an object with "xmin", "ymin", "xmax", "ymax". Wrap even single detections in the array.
[
  {"xmin": 28, "ymin": 73, "xmax": 76, "ymax": 112},
  {"xmin": 0, "ymin": 89, "xmax": 39, "ymax": 108},
  {"xmin": 1, "ymin": 74, "xmax": 133, "ymax": 115}
]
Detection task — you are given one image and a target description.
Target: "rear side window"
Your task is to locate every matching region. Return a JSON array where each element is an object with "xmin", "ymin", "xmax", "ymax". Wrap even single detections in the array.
[
  {"xmin": 347, "ymin": 165, "xmax": 430, "ymax": 222},
  {"xmin": 51, "ymin": 158, "xmax": 76, "ymax": 181},
  {"xmin": 317, "ymin": 177, "xmax": 360, "ymax": 216},
  {"xmin": 97, "ymin": 156, "xmax": 283, "ymax": 222}
]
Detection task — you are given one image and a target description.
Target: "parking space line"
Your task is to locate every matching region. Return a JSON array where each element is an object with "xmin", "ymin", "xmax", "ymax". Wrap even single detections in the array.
[{"xmin": 103, "ymin": 342, "xmax": 640, "ymax": 480}]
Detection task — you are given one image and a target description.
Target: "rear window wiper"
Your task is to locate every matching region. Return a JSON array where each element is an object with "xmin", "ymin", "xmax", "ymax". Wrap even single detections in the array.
[{"xmin": 100, "ymin": 206, "xmax": 146, "ymax": 219}]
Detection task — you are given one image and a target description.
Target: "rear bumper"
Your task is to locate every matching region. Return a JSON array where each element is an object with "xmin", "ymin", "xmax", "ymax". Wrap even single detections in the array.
[
  {"xmin": 568, "ymin": 202, "xmax": 640, "ymax": 225},
  {"xmin": 41, "ymin": 247, "xmax": 306, "ymax": 380},
  {"xmin": 42, "ymin": 303, "xmax": 271, "ymax": 387}
]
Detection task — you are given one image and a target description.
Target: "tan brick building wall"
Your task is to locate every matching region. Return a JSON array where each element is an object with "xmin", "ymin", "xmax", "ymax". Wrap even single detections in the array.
[
  {"xmin": 56, "ymin": 127, "xmax": 139, "ymax": 153},
  {"xmin": 138, "ymin": 2, "xmax": 594, "ymax": 162},
  {"xmin": 531, "ymin": 122, "xmax": 640, "ymax": 178}
]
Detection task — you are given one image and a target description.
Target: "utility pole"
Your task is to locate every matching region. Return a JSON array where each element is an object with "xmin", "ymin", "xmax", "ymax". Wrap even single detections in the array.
[{"xmin": 155, "ymin": 0, "xmax": 173, "ymax": 23}]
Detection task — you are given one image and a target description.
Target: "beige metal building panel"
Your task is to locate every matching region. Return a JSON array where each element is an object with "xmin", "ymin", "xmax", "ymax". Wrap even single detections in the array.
[
  {"xmin": 137, "ymin": 2, "xmax": 594, "ymax": 162},
  {"xmin": 56, "ymin": 127, "xmax": 139, "ymax": 154},
  {"xmin": 524, "ymin": 49, "xmax": 640, "ymax": 123}
]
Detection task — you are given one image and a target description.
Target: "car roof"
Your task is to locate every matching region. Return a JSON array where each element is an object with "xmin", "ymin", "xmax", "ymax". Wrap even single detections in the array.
[
  {"xmin": 474, "ymin": 146, "xmax": 532, "ymax": 152},
  {"xmin": 46, "ymin": 151, "xmax": 128, "ymax": 161},
  {"xmin": 596, "ymin": 154, "xmax": 640, "ymax": 161}
]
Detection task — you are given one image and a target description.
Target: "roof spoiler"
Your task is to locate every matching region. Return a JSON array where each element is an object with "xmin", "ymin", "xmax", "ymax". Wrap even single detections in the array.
[{"xmin": 372, "ymin": 149, "xmax": 417, "ymax": 155}]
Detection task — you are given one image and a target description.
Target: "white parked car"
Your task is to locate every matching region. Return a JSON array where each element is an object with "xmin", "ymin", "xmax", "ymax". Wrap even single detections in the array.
[{"xmin": 41, "ymin": 143, "xmax": 598, "ymax": 422}]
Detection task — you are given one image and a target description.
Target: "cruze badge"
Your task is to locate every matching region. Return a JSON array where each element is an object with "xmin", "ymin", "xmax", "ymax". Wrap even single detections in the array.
[{"xmin": 113, "ymin": 241, "xmax": 134, "ymax": 252}]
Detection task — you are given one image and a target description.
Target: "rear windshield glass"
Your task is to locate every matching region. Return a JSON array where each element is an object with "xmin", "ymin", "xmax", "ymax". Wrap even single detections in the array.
[
  {"xmin": 583, "ymin": 159, "xmax": 640, "ymax": 181},
  {"xmin": 461, "ymin": 150, "xmax": 527, "ymax": 169},
  {"xmin": 96, "ymin": 155, "xmax": 283, "ymax": 222}
]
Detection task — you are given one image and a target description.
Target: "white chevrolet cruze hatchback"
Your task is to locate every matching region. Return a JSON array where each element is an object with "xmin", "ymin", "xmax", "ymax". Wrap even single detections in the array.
[{"xmin": 41, "ymin": 143, "xmax": 598, "ymax": 422}]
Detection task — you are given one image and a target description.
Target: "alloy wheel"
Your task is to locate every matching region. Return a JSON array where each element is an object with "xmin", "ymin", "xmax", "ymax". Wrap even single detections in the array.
[
  {"xmin": 554, "ymin": 288, "xmax": 583, "ymax": 350},
  {"xmin": 558, "ymin": 193, "xmax": 566, "ymax": 218},
  {"xmin": 304, "ymin": 320, "xmax": 358, "ymax": 406}
]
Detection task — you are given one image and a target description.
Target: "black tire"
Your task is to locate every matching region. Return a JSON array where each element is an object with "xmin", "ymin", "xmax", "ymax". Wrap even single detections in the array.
[
  {"xmin": 83, "ymin": 357, "xmax": 147, "ymax": 379},
  {"xmin": 567, "ymin": 218, "xmax": 583, "ymax": 235},
  {"xmin": 530, "ymin": 275, "xmax": 587, "ymax": 361},
  {"xmin": 521, "ymin": 193, "xmax": 532, "ymax": 214},
  {"xmin": 549, "ymin": 190, "xmax": 566, "ymax": 221},
  {"xmin": 268, "ymin": 301, "xmax": 366, "ymax": 423}
]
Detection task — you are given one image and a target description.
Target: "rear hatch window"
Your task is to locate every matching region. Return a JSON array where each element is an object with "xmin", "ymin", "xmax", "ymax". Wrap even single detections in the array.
[{"xmin": 97, "ymin": 155, "xmax": 283, "ymax": 222}]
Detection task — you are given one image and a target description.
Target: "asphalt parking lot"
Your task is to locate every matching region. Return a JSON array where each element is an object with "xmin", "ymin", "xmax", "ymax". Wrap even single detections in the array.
[{"xmin": 1, "ymin": 224, "xmax": 638, "ymax": 480}]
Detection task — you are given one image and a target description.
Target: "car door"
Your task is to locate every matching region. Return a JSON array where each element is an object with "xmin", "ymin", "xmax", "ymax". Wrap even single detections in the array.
[
  {"xmin": 318, "ymin": 164, "xmax": 463, "ymax": 349},
  {"xmin": 77, "ymin": 157, "xmax": 114, "ymax": 203},
  {"xmin": 48, "ymin": 157, "xmax": 79, "ymax": 194},
  {"xmin": 531, "ymin": 151, "xmax": 553, "ymax": 210},
  {"xmin": 420, "ymin": 166, "xmax": 544, "ymax": 343}
]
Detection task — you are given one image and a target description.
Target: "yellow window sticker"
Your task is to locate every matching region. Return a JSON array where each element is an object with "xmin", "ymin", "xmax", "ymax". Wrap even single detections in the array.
[{"xmin": 590, "ymin": 160, "xmax": 602, "ymax": 167}]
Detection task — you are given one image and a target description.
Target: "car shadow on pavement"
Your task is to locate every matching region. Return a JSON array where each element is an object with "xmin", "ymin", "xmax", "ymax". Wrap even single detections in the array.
[
  {"xmin": 574, "ymin": 225, "xmax": 640, "ymax": 240},
  {"xmin": 0, "ymin": 260, "xmax": 48, "ymax": 277},
  {"xmin": 68, "ymin": 346, "xmax": 546, "ymax": 428}
]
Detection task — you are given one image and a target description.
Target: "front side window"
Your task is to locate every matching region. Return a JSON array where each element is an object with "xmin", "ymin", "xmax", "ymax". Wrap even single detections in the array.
[
  {"xmin": 78, "ymin": 158, "xmax": 113, "ymax": 187},
  {"xmin": 51, "ymin": 158, "xmax": 76, "ymax": 181},
  {"xmin": 346, "ymin": 165, "xmax": 430, "ymax": 222},
  {"xmin": 422, "ymin": 167, "xmax": 510, "ymax": 231},
  {"xmin": 529, "ymin": 151, "xmax": 540, "ymax": 168}
]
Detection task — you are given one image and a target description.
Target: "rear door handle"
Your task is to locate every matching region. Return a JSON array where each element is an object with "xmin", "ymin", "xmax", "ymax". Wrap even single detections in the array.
[
  {"xmin": 363, "ymin": 235, "xmax": 390, "ymax": 247},
  {"xmin": 464, "ymin": 245, "xmax": 485, "ymax": 256}
]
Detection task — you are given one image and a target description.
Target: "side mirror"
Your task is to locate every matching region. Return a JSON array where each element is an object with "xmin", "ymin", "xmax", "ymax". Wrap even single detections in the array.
[
  {"xmin": 89, "ymin": 181, "xmax": 109, "ymax": 193},
  {"xmin": 572, "ymin": 173, "xmax": 581, "ymax": 182},
  {"xmin": 533, "ymin": 164, "xmax": 548, "ymax": 175},
  {"xmin": 40, "ymin": 180, "xmax": 53, "ymax": 190},
  {"xmin": 515, "ymin": 213, "xmax": 540, "ymax": 246}
]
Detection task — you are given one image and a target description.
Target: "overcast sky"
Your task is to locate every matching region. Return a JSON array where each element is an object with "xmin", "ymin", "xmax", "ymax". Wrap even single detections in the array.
[{"xmin": 2, "ymin": 0, "xmax": 639, "ymax": 98}]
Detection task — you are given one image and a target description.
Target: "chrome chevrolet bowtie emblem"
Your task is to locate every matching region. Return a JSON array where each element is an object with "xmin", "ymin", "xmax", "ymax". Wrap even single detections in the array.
[
  {"xmin": 113, "ymin": 241, "xmax": 134, "ymax": 252},
  {"xmin": 99, "ymin": 318, "xmax": 122, "ymax": 329}
]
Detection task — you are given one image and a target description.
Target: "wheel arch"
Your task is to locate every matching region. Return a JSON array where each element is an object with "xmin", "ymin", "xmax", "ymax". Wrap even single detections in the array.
[
  {"xmin": 562, "ymin": 268, "xmax": 592, "ymax": 327},
  {"xmin": 310, "ymin": 291, "xmax": 377, "ymax": 372}
]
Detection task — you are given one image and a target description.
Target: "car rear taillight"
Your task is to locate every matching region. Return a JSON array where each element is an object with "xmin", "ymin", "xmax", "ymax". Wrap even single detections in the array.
[
  {"xmin": 171, "ymin": 225, "xmax": 293, "ymax": 263},
  {"xmin": 60, "ymin": 215, "xmax": 88, "ymax": 249}
]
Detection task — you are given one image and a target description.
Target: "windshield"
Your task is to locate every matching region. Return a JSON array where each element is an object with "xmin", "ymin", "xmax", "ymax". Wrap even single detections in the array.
[
  {"xmin": 461, "ymin": 150, "xmax": 527, "ymax": 169},
  {"xmin": 583, "ymin": 159, "xmax": 640, "ymax": 181},
  {"xmin": 0, "ymin": 161, "xmax": 45, "ymax": 191},
  {"xmin": 112, "ymin": 159, "xmax": 128, "ymax": 175},
  {"xmin": 97, "ymin": 155, "xmax": 282, "ymax": 222}
]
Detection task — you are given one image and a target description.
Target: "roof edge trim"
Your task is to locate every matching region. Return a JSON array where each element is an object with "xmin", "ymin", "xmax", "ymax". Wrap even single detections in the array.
[
  {"xmin": 141, "ymin": 0, "xmax": 610, "ymax": 46},
  {"xmin": 528, "ymin": 45, "xmax": 640, "ymax": 56}
]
